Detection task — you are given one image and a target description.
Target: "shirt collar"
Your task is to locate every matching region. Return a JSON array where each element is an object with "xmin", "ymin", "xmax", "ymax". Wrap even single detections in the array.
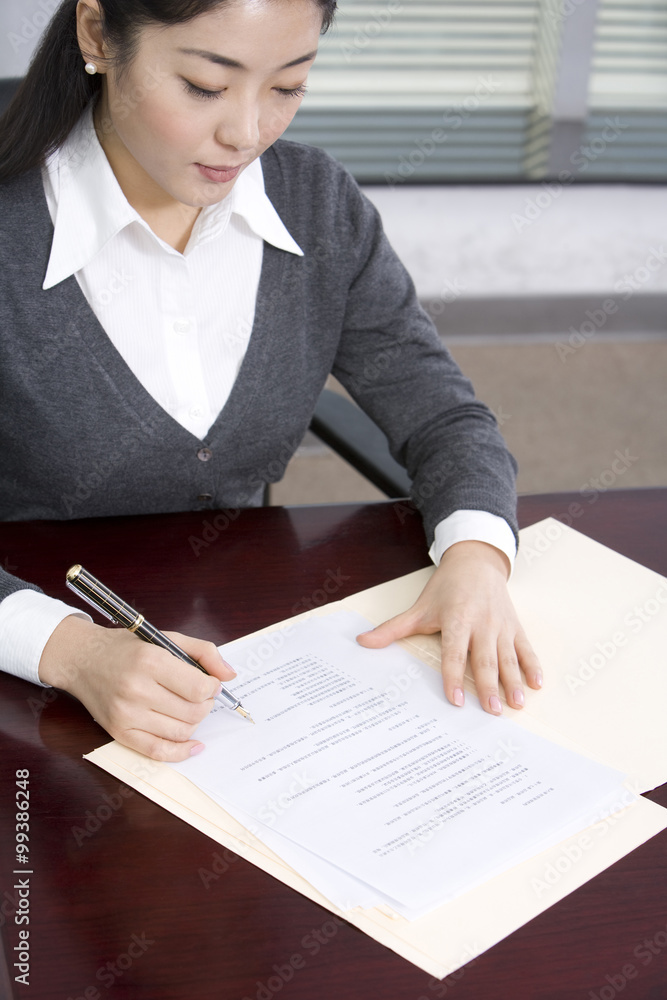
[{"xmin": 42, "ymin": 106, "xmax": 302, "ymax": 291}]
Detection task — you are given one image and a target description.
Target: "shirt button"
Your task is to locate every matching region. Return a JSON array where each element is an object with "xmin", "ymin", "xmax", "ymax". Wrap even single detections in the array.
[
  {"xmin": 190, "ymin": 407, "xmax": 203, "ymax": 417},
  {"xmin": 174, "ymin": 320, "xmax": 191, "ymax": 334},
  {"xmin": 197, "ymin": 494, "xmax": 213, "ymax": 502},
  {"xmin": 197, "ymin": 447, "xmax": 213, "ymax": 462}
]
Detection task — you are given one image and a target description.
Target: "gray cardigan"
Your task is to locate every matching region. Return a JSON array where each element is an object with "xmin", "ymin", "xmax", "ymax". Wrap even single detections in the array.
[{"xmin": 0, "ymin": 138, "xmax": 518, "ymax": 601}]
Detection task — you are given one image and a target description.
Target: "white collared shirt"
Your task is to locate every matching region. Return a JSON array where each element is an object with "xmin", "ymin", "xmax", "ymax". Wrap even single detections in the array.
[
  {"xmin": 0, "ymin": 109, "xmax": 515, "ymax": 685},
  {"xmin": 43, "ymin": 106, "xmax": 303, "ymax": 440}
]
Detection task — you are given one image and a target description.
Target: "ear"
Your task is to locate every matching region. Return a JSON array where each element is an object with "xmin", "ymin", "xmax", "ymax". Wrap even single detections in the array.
[{"xmin": 76, "ymin": 0, "xmax": 110, "ymax": 74}]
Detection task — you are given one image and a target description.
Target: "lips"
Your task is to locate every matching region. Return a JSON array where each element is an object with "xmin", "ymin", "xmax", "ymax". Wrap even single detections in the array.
[{"xmin": 197, "ymin": 163, "xmax": 243, "ymax": 184}]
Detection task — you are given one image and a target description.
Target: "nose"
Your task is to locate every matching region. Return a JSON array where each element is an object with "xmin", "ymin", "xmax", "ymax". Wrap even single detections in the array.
[{"xmin": 215, "ymin": 95, "xmax": 261, "ymax": 153}]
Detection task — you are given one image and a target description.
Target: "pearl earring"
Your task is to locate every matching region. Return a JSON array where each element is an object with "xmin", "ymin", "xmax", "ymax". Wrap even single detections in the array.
[{"xmin": 84, "ymin": 62, "xmax": 98, "ymax": 76}]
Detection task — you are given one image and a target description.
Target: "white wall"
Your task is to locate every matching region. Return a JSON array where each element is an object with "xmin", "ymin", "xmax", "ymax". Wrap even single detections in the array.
[
  {"xmin": 363, "ymin": 184, "xmax": 667, "ymax": 301},
  {"xmin": 0, "ymin": 0, "xmax": 54, "ymax": 78}
]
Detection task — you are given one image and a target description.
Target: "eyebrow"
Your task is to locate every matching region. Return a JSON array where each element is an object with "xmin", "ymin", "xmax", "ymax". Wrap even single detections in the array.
[{"xmin": 178, "ymin": 48, "xmax": 318, "ymax": 71}]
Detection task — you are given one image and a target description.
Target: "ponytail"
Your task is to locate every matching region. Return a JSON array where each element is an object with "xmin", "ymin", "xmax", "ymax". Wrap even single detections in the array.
[
  {"xmin": 0, "ymin": 1, "xmax": 101, "ymax": 183},
  {"xmin": 0, "ymin": 0, "xmax": 337, "ymax": 185}
]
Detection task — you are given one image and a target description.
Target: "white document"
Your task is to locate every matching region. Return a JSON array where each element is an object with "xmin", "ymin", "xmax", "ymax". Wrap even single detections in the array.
[{"xmin": 171, "ymin": 610, "xmax": 631, "ymax": 915}]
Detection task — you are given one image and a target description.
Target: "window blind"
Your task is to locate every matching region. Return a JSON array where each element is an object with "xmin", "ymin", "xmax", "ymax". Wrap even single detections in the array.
[
  {"xmin": 284, "ymin": 0, "xmax": 542, "ymax": 182},
  {"xmin": 585, "ymin": 0, "xmax": 667, "ymax": 179},
  {"xmin": 284, "ymin": 0, "xmax": 667, "ymax": 183}
]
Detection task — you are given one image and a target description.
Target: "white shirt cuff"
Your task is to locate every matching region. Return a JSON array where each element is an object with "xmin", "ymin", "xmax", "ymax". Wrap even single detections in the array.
[
  {"xmin": 0, "ymin": 590, "xmax": 92, "ymax": 686},
  {"xmin": 429, "ymin": 510, "xmax": 517, "ymax": 576}
]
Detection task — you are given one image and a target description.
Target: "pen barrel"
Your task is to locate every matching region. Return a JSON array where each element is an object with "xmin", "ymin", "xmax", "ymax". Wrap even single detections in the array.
[
  {"xmin": 66, "ymin": 566, "xmax": 140, "ymax": 629},
  {"xmin": 134, "ymin": 621, "xmax": 203, "ymax": 671}
]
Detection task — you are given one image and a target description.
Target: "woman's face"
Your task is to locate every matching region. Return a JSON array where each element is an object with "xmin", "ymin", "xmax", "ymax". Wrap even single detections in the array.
[{"xmin": 90, "ymin": 0, "xmax": 323, "ymax": 208}]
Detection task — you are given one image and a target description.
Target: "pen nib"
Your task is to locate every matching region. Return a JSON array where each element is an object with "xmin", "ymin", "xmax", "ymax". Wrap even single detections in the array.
[{"xmin": 235, "ymin": 705, "xmax": 255, "ymax": 724}]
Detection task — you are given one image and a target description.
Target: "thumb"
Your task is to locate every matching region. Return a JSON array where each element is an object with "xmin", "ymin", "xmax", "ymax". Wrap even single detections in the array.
[
  {"xmin": 356, "ymin": 610, "xmax": 418, "ymax": 649},
  {"xmin": 164, "ymin": 632, "xmax": 237, "ymax": 683}
]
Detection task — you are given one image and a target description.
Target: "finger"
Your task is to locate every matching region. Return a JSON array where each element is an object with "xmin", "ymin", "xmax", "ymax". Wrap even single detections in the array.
[
  {"xmin": 468, "ymin": 635, "xmax": 503, "ymax": 715},
  {"xmin": 146, "ymin": 651, "xmax": 223, "ymax": 705},
  {"xmin": 515, "ymin": 630, "xmax": 543, "ymax": 689},
  {"xmin": 356, "ymin": 608, "xmax": 428, "ymax": 649},
  {"xmin": 439, "ymin": 619, "xmax": 471, "ymax": 708},
  {"xmin": 142, "ymin": 682, "xmax": 216, "ymax": 729},
  {"xmin": 140, "ymin": 707, "xmax": 210, "ymax": 745},
  {"xmin": 164, "ymin": 632, "xmax": 237, "ymax": 682},
  {"xmin": 118, "ymin": 727, "xmax": 208, "ymax": 763},
  {"xmin": 497, "ymin": 634, "xmax": 525, "ymax": 709}
]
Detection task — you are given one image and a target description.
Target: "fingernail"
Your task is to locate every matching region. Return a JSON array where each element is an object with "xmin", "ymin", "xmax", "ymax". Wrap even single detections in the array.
[
  {"xmin": 534, "ymin": 671, "xmax": 543, "ymax": 688},
  {"xmin": 453, "ymin": 687, "xmax": 465, "ymax": 707},
  {"xmin": 190, "ymin": 743, "xmax": 205, "ymax": 757},
  {"xmin": 215, "ymin": 682, "xmax": 223, "ymax": 696},
  {"xmin": 513, "ymin": 689, "xmax": 525, "ymax": 707},
  {"xmin": 489, "ymin": 695, "xmax": 502, "ymax": 715}
]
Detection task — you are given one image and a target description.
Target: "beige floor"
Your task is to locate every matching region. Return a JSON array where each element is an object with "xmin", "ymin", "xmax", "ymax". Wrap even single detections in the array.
[{"xmin": 271, "ymin": 337, "xmax": 667, "ymax": 506}]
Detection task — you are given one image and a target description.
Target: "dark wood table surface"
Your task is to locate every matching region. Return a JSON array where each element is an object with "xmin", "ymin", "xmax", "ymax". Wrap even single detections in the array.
[{"xmin": 1, "ymin": 489, "xmax": 666, "ymax": 1000}]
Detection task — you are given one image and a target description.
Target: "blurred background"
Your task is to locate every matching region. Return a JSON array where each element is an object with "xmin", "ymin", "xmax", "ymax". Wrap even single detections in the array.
[{"xmin": 2, "ymin": 0, "xmax": 666, "ymax": 503}]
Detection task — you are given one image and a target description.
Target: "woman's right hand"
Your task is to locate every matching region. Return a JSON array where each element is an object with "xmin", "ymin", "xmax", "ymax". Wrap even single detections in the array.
[{"xmin": 38, "ymin": 615, "xmax": 236, "ymax": 761}]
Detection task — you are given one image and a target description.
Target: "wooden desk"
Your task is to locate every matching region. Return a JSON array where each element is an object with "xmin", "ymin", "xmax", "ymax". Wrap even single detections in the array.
[{"xmin": 1, "ymin": 490, "xmax": 666, "ymax": 1000}]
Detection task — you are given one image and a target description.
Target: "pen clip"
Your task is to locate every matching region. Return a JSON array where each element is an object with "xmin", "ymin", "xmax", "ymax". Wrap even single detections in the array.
[{"xmin": 66, "ymin": 580, "xmax": 121, "ymax": 624}]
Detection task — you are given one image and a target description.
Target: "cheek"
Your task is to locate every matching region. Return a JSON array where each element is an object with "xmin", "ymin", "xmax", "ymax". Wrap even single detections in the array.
[
  {"xmin": 121, "ymin": 97, "xmax": 201, "ymax": 163},
  {"xmin": 261, "ymin": 101, "xmax": 302, "ymax": 144}
]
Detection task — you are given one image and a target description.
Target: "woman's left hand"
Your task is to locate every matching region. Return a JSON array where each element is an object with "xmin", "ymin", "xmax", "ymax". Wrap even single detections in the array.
[{"xmin": 356, "ymin": 540, "xmax": 543, "ymax": 714}]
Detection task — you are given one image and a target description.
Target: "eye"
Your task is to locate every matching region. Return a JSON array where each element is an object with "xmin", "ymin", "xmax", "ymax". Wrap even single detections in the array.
[
  {"xmin": 276, "ymin": 85, "xmax": 308, "ymax": 99},
  {"xmin": 182, "ymin": 79, "xmax": 223, "ymax": 100}
]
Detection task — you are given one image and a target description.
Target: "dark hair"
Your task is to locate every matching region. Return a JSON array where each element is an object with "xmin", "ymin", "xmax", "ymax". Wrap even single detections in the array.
[{"xmin": 0, "ymin": 0, "xmax": 336, "ymax": 183}]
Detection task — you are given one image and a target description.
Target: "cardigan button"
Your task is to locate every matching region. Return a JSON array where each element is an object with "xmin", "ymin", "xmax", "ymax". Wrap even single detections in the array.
[
  {"xmin": 197, "ymin": 447, "xmax": 213, "ymax": 462},
  {"xmin": 197, "ymin": 494, "xmax": 213, "ymax": 502}
]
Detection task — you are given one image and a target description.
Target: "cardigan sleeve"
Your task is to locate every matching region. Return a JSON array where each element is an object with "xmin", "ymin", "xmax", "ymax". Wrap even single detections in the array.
[
  {"xmin": 0, "ymin": 567, "xmax": 42, "ymax": 602},
  {"xmin": 330, "ymin": 175, "xmax": 519, "ymax": 549}
]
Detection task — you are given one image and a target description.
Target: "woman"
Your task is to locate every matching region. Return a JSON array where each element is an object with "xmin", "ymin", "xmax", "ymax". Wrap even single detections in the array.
[{"xmin": 0, "ymin": 0, "xmax": 542, "ymax": 761}]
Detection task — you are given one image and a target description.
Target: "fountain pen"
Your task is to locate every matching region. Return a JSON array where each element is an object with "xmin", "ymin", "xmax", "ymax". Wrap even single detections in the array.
[{"xmin": 65, "ymin": 564, "xmax": 253, "ymax": 723}]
